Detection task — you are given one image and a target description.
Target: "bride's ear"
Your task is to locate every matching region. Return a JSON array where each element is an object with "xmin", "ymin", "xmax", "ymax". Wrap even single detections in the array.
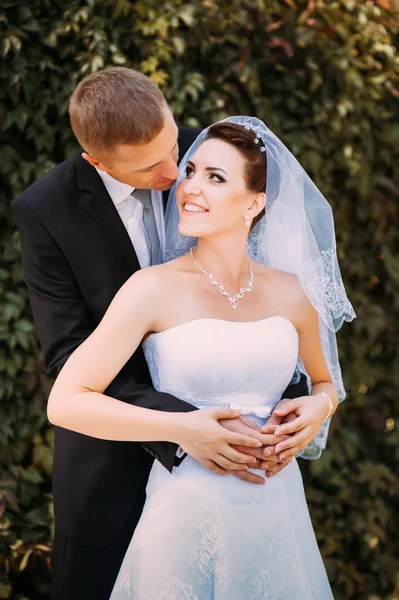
[{"xmin": 248, "ymin": 192, "xmax": 266, "ymax": 220}]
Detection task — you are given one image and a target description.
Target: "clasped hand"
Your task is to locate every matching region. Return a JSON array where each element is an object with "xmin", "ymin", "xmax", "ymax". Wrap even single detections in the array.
[
  {"xmin": 260, "ymin": 394, "xmax": 331, "ymax": 461},
  {"xmin": 176, "ymin": 394, "xmax": 330, "ymax": 484}
]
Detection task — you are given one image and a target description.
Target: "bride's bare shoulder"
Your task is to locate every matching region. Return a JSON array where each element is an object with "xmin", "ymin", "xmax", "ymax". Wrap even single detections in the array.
[
  {"xmin": 254, "ymin": 262, "xmax": 299, "ymax": 287},
  {"xmin": 254, "ymin": 262, "xmax": 309, "ymax": 305},
  {"xmin": 122, "ymin": 254, "xmax": 191, "ymax": 294}
]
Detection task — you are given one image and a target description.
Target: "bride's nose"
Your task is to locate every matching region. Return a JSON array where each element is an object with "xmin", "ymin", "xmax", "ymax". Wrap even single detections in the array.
[{"xmin": 183, "ymin": 174, "xmax": 201, "ymax": 196}]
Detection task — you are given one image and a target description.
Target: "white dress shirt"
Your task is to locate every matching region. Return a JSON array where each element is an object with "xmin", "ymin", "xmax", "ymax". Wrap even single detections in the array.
[
  {"xmin": 95, "ymin": 168, "xmax": 184, "ymax": 460},
  {"xmin": 95, "ymin": 168, "xmax": 165, "ymax": 268}
]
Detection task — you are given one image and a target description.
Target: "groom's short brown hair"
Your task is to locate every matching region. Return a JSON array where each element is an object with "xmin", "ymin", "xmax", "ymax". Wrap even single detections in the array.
[{"xmin": 69, "ymin": 67, "xmax": 165, "ymax": 158}]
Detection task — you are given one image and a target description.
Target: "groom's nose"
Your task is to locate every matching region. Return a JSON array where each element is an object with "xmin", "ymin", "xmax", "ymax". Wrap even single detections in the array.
[{"xmin": 160, "ymin": 157, "xmax": 179, "ymax": 180}]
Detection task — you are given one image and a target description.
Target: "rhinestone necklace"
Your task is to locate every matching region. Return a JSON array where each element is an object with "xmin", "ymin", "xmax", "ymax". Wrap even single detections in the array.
[{"xmin": 190, "ymin": 247, "xmax": 254, "ymax": 310}]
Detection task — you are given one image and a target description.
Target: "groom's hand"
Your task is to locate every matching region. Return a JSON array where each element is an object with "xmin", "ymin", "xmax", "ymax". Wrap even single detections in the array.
[
  {"xmin": 260, "ymin": 399, "xmax": 299, "ymax": 434},
  {"xmin": 219, "ymin": 416, "xmax": 292, "ymax": 483},
  {"xmin": 258, "ymin": 399, "xmax": 300, "ymax": 469},
  {"xmin": 177, "ymin": 409, "xmax": 267, "ymax": 476},
  {"xmin": 219, "ymin": 416, "xmax": 265, "ymax": 484}
]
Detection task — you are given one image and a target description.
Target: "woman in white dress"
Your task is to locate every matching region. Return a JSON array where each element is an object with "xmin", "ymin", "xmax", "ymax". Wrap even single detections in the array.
[{"xmin": 48, "ymin": 117, "xmax": 355, "ymax": 599}]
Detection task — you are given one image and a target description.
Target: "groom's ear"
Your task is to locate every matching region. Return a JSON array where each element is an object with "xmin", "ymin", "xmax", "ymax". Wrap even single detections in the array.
[{"xmin": 81, "ymin": 152, "xmax": 106, "ymax": 171}]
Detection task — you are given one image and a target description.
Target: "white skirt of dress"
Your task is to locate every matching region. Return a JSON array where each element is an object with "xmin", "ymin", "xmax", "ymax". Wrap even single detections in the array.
[{"xmin": 110, "ymin": 456, "xmax": 334, "ymax": 600}]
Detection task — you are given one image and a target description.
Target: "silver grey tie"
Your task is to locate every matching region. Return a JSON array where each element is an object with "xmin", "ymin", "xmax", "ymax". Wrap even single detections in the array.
[{"xmin": 132, "ymin": 189, "xmax": 160, "ymax": 266}]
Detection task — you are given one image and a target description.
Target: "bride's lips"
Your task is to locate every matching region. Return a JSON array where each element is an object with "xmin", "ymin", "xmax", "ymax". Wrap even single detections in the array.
[{"xmin": 182, "ymin": 202, "xmax": 209, "ymax": 215}]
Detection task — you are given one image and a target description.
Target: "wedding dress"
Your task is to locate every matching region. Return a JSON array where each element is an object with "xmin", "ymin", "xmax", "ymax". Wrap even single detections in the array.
[{"xmin": 111, "ymin": 316, "xmax": 334, "ymax": 599}]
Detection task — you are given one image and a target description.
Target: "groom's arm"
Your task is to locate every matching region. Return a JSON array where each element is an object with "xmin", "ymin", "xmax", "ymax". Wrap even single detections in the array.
[{"xmin": 11, "ymin": 197, "xmax": 198, "ymax": 473}]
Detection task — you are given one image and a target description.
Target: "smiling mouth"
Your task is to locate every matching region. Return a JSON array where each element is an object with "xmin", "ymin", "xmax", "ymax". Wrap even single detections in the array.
[{"xmin": 183, "ymin": 202, "xmax": 208, "ymax": 214}]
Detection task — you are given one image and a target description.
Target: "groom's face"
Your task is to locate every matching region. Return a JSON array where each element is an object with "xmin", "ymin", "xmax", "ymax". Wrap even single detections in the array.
[{"xmin": 90, "ymin": 105, "xmax": 179, "ymax": 191}]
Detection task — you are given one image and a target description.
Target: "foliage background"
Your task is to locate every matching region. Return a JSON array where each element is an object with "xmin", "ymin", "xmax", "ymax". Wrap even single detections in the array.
[{"xmin": 1, "ymin": 0, "xmax": 399, "ymax": 598}]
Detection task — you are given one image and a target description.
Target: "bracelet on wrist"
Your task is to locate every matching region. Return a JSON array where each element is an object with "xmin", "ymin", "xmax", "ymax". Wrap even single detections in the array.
[{"xmin": 319, "ymin": 392, "xmax": 334, "ymax": 423}]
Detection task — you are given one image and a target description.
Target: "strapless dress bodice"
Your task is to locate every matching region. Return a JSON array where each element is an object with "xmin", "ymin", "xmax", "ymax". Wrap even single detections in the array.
[{"xmin": 142, "ymin": 316, "xmax": 299, "ymax": 420}]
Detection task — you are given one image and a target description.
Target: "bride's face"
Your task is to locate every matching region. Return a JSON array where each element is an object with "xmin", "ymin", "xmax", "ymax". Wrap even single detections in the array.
[{"xmin": 176, "ymin": 139, "xmax": 263, "ymax": 238}]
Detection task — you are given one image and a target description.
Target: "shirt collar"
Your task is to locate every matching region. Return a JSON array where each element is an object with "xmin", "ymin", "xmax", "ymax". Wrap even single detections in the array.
[{"xmin": 95, "ymin": 168, "xmax": 135, "ymax": 206}]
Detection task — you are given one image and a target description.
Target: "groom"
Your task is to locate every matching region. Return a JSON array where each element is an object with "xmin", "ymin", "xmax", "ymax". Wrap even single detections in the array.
[{"xmin": 12, "ymin": 67, "xmax": 308, "ymax": 599}]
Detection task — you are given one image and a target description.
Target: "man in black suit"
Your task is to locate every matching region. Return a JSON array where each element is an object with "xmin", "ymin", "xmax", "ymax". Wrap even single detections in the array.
[{"xmin": 12, "ymin": 67, "xmax": 308, "ymax": 599}]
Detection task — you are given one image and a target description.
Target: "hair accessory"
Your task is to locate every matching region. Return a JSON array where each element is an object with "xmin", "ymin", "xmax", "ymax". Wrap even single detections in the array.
[
  {"xmin": 261, "ymin": 147, "xmax": 266, "ymax": 152},
  {"xmin": 254, "ymin": 138, "xmax": 259, "ymax": 144}
]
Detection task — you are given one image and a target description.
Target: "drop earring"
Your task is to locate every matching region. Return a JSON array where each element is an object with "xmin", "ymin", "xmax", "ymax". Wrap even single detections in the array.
[{"xmin": 244, "ymin": 214, "xmax": 251, "ymax": 227}]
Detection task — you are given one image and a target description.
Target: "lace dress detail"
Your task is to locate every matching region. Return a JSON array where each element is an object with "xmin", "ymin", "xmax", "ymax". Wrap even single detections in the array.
[{"xmin": 111, "ymin": 317, "xmax": 333, "ymax": 599}]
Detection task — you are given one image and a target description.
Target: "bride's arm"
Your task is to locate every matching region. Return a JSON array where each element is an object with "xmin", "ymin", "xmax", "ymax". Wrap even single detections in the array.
[
  {"xmin": 48, "ymin": 267, "xmax": 262, "ymax": 471},
  {"xmin": 261, "ymin": 291, "xmax": 339, "ymax": 461},
  {"xmin": 296, "ymin": 300, "xmax": 339, "ymax": 415},
  {"xmin": 47, "ymin": 267, "xmax": 175, "ymax": 440}
]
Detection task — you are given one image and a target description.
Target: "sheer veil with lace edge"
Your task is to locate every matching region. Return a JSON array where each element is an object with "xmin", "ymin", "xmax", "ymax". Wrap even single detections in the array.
[{"xmin": 164, "ymin": 116, "xmax": 355, "ymax": 459}]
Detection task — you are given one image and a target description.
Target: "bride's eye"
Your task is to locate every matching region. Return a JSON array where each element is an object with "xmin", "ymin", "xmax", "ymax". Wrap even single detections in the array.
[
  {"xmin": 185, "ymin": 166, "xmax": 194, "ymax": 178},
  {"xmin": 209, "ymin": 173, "xmax": 225, "ymax": 183}
]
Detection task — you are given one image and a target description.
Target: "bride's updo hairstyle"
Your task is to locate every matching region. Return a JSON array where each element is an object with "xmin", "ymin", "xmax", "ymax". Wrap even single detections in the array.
[{"xmin": 205, "ymin": 122, "xmax": 267, "ymax": 229}]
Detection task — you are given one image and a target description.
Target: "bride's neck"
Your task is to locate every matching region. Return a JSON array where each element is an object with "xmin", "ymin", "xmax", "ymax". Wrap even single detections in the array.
[{"xmin": 193, "ymin": 238, "xmax": 250, "ymax": 290}]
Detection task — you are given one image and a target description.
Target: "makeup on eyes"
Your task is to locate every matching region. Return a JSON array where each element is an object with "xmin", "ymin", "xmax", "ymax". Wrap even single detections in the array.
[{"xmin": 185, "ymin": 162, "xmax": 227, "ymax": 183}]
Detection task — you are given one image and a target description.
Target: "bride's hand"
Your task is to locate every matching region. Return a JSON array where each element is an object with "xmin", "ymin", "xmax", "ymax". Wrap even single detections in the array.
[
  {"xmin": 261, "ymin": 395, "xmax": 331, "ymax": 462},
  {"xmin": 259, "ymin": 400, "xmax": 298, "ymax": 435},
  {"xmin": 175, "ymin": 409, "xmax": 264, "ymax": 475},
  {"xmin": 223, "ymin": 416, "xmax": 293, "ymax": 483}
]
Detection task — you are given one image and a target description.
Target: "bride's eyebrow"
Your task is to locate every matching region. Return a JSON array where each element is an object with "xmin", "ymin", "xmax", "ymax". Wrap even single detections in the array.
[
  {"xmin": 205, "ymin": 166, "xmax": 228, "ymax": 176},
  {"xmin": 186, "ymin": 160, "xmax": 228, "ymax": 176}
]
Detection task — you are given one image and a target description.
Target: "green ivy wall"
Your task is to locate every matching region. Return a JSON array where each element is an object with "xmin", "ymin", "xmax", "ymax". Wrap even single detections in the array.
[{"xmin": 1, "ymin": 1, "xmax": 398, "ymax": 598}]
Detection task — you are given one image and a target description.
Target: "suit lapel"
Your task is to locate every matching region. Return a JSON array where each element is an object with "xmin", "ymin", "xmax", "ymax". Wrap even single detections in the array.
[{"xmin": 76, "ymin": 153, "xmax": 140, "ymax": 273}]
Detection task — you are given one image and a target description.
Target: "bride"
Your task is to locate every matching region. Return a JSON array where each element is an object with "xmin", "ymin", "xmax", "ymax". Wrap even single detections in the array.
[{"xmin": 48, "ymin": 116, "xmax": 355, "ymax": 599}]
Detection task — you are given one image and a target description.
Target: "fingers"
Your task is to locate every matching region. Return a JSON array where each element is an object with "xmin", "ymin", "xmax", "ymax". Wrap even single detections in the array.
[
  {"xmin": 275, "ymin": 417, "xmax": 307, "ymax": 437},
  {"xmin": 262, "ymin": 446, "xmax": 278, "ymax": 458},
  {"xmin": 259, "ymin": 455, "xmax": 280, "ymax": 468},
  {"xmin": 275, "ymin": 428, "xmax": 312, "ymax": 457},
  {"xmin": 228, "ymin": 470, "xmax": 265, "ymax": 485},
  {"xmin": 266, "ymin": 413, "xmax": 282, "ymax": 424},
  {"xmin": 266, "ymin": 462, "xmax": 289, "ymax": 477},
  {"xmin": 232, "ymin": 445, "xmax": 265, "ymax": 460},
  {"xmin": 213, "ymin": 408, "xmax": 242, "ymax": 420},
  {"xmin": 260, "ymin": 456, "xmax": 292, "ymax": 469},
  {"xmin": 223, "ymin": 446, "xmax": 260, "ymax": 465},
  {"xmin": 226, "ymin": 431, "xmax": 263, "ymax": 448},
  {"xmin": 261, "ymin": 408, "xmax": 300, "ymax": 434},
  {"xmin": 201, "ymin": 459, "xmax": 228, "ymax": 476},
  {"xmin": 282, "ymin": 412, "xmax": 298, "ymax": 424},
  {"xmin": 214, "ymin": 454, "xmax": 254, "ymax": 471},
  {"xmin": 272, "ymin": 399, "xmax": 300, "ymax": 417},
  {"xmin": 277, "ymin": 448, "xmax": 298, "ymax": 461},
  {"xmin": 260, "ymin": 422, "xmax": 278, "ymax": 434},
  {"xmin": 257, "ymin": 432, "xmax": 290, "ymax": 446},
  {"xmin": 238, "ymin": 416, "xmax": 259, "ymax": 430}
]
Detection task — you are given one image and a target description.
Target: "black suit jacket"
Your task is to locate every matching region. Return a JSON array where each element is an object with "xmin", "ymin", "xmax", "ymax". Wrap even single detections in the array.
[{"xmin": 11, "ymin": 128, "xmax": 202, "ymax": 547}]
